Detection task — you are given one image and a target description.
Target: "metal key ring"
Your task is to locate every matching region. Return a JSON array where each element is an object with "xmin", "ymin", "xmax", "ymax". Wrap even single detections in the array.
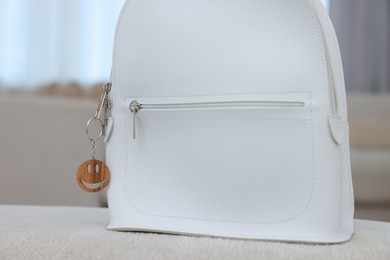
[{"xmin": 86, "ymin": 117, "xmax": 104, "ymax": 142}]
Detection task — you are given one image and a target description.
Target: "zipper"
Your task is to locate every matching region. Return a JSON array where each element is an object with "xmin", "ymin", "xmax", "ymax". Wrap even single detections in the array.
[{"xmin": 129, "ymin": 100, "xmax": 305, "ymax": 139}]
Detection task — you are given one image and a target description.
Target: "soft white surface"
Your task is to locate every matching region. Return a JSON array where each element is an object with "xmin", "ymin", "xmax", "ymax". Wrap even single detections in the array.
[{"xmin": 0, "ymin": 206, "xmax": 389, "ymax": 260}]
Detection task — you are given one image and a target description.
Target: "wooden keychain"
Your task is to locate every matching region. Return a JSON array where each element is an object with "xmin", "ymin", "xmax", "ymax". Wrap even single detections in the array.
[{"xmin": 77, "ymin": 84, "xmax": 111, "ymax": 193}]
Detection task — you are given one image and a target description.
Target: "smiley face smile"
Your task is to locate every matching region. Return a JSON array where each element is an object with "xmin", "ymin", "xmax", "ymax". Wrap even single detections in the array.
[{"xmin": 77, "ymin": 159, "xmax": 110, "ymax": 193}]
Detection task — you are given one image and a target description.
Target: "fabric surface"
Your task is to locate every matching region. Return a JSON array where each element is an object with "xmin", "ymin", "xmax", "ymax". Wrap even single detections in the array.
[{"xmin": 0, "ymin": 206, "xmax": 389, "ymax": 260}]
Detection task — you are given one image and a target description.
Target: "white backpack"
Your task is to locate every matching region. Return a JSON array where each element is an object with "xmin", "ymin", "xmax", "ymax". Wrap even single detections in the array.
[{"xmin": 103, "ymin": 0, "xmax": 354, "ymax": 243}]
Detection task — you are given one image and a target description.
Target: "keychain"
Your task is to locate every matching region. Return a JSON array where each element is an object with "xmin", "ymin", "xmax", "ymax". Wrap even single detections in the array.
[{"xmin": 76, "ymin": 84, "xmax": 111, "ymax": 193}]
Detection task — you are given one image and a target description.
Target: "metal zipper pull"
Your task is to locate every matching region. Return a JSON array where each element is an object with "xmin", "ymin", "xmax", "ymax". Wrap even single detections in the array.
[{"xmin": 129, "ymin": 100, "xmax": 140, "ymax": 139}]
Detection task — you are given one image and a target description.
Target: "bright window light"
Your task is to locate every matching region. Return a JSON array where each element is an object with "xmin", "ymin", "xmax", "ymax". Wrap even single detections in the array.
[
  {"xmin": 0, "ymin": 0, "xmax": 331, "ymax": 90},
  {"xmin": 322, "ymin": 0, "xmax": 330, "ymax": 10}
]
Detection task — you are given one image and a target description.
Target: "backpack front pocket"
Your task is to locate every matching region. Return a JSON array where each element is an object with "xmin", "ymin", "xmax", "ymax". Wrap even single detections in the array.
[{"xmin": 124, "ymin": 93, "xmax": 315, "ymax": 224}]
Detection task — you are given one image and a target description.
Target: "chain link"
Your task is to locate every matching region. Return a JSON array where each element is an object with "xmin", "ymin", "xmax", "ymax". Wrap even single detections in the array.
[
  {"xmin": 85, "ymin": 83, "xmax": 111, "ymax": 161},
  {"xmin": 91, "ymin": 140, "xmax": 96, "ymax": 159}
]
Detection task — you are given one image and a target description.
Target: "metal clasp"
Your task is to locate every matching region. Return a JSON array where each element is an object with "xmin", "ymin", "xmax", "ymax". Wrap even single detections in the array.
[
  {"xmin": 86, "ymin": 83, "xmax": 112, "ymax": 142},
  {"xmin": 95, "ymin": 82, "xmax": 112, "ymax": 120}
]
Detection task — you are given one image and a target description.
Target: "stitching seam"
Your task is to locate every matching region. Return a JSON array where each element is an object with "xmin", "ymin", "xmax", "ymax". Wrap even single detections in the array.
[
  {"xmin": 124, "ymin": 94, "xmax": 315, "ymax": 225},
  {"xmin": 316, "ymin": 1, "xmax": 353, "ymax": 228}
]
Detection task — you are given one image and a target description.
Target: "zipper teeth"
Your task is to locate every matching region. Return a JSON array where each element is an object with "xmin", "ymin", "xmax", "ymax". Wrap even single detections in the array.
[
  {"xmin": 129, "ymin": 100, "xmax": 304, "ymax": 139},
  {"xmin": 138, "ymin": 101, "xmax": 304, "ymax": 110}
]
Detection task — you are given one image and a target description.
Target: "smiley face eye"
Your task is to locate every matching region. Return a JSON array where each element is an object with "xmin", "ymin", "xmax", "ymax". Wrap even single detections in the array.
[
  {"xmin": 95, "ymin": 164, "xmax": 100, "ymax": 173},
  {"xmin": 87, "ymin": 163, "xmax": 92, "ymax": 173}
]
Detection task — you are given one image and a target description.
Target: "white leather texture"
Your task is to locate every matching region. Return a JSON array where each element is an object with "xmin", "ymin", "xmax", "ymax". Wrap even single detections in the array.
[{"xmin": 106, "ymin": 0, "xmax": 354, "ymax": 243}]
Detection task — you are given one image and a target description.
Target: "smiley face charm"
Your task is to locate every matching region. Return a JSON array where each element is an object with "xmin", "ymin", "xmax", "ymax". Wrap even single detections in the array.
[{"xmin": 77, "ymin": 160, "xmax": 110, "ymax": 193}]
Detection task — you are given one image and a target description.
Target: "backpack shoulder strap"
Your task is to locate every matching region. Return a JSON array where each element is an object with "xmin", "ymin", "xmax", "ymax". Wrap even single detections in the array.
[{"xmin": 308, "ymin": 0, "xmax": 347, "ymax": 119}]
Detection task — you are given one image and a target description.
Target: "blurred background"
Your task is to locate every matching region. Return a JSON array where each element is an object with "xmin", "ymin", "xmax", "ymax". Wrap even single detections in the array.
[
  {"xmin": 0, "ymin": 0, "xmax": 124, "ymax": 96},
  {"xmin": 0, "ymin": 0, "xmax": 389, "ymax": 221}
]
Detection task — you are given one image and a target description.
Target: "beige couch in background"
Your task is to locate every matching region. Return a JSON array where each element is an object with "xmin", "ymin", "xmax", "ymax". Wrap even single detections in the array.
[
  {"xmin": 0, "ymin": 97, "xmax": 106, "ymax": 207},
  {"xmin": 0, "ymin": 94, "xmax": 389, "ymax": 221},
  {"xmin": 348, "ymin": 95, "xmax": 390, "ymax": 221}
]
